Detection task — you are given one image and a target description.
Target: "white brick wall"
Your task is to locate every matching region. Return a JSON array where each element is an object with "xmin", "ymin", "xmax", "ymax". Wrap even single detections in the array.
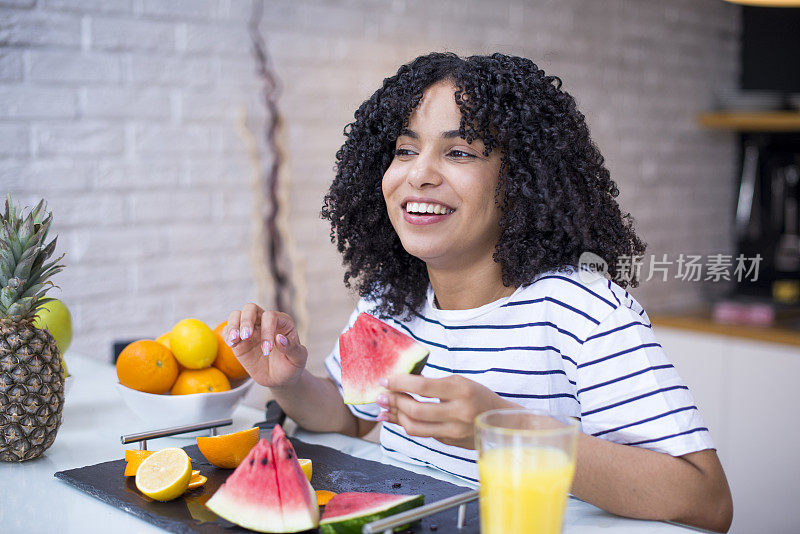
[
  {"xmin": 2, "ymin": 0, "xmax": 261, "ymax": 366},
  {"xmin": 2, "ymin": 0, "xmax": 740, "ymax": 375}
]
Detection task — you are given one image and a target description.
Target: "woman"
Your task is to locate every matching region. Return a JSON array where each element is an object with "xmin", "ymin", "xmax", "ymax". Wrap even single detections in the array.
[{"xmin": 224, "ymin": 52, "xmax": 733, "ymax": 532}]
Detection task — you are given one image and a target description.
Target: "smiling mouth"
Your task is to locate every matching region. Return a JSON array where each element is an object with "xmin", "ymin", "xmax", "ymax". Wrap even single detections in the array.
[{"xmin": 404, "ymin": 201, "xmax": 455, "ymax": 215}]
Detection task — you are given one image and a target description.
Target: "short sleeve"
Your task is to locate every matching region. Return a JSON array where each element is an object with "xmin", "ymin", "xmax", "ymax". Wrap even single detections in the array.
[
  {"xmin": 576, "ymin": 304, "xmax": 714, "ymax": 457},
  {"xmin": 323, "ymin": 299, "xmax": 382, "ymax": 421}
]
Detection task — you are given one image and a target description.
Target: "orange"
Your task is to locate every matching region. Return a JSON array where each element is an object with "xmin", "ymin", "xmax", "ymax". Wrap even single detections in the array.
[
  {"xmin": 212, "ymin": 321, "xmax": 248, "ymax": 380},
  {"xmin": 124, "ymin": 450, "xmax": 154, "ymax": 476},
  {"xmin": 116, "ymin": 340, "xmax": 179, "ymax": 394},
  {"xmin": 187, "ymin": 473, "xmax": 207, "ymax": 490},
  {"xmin": 316, "ymin": 490, "xmax": 337, "ymax": 506},
  {"xmin": 195, "ymin": 427, "xmax": 260, "ymax": 469},
  {"xmin": 171, "ymin": 368, "xmax": 231, "ymax": 395}
]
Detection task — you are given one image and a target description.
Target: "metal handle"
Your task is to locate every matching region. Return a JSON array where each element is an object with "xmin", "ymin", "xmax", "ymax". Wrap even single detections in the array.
[
  {"xmin": 121, "ymin": 418, "xmax": 233, "ymax": 450},
  {"xmin": 362, "ymin": 489, "xmax": 479, "ymax": 534}
]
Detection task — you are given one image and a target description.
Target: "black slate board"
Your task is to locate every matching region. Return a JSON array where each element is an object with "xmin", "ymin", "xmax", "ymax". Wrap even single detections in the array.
[{"xmin": 54, "ymin": 437, "xmax": 479, "ymax": 534}]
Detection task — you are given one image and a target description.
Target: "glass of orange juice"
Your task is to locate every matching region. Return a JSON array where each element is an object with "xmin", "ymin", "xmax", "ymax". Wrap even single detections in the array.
[{"xmin": 476, "ymin": 409, "xmax": 579, "ymax": 534}]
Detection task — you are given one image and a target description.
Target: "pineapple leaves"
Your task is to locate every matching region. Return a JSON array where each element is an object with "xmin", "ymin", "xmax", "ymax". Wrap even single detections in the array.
[
  {"xmin": 6, "ymin": 297, "xmax": 35, "ymax": 321},
  {"xmin": 1, "ymin": 219, "xmax": 22, "ymax": 262},
  {"xmin": 29, "ymin": 199, "xmax": 46, "ymax": 223},
  {"xmin": 13, "ymin": 246, "xmax": 38, "ymax": 279},
  {"xmin": 0, "ymin": 196, "xmax": 61, "ymax": 320},
  {"xmin": 1, "ymin": 285, "xmax": 20, "ymax": 309},
  {"xmin": 28, "ymin": 253, "xmax": 64, "ymax": 286},
  {"xmin": 39, "ymin": 236, "xmax": 57, "ymax": 262},
  {"xmin": 19, "ymin": 215, "xmax": 35, "ymax": 247},
  {"xmin": 3, "ymin": 194, "xmax": 15, "ymax": 223},
  {"xmin": 22, "ymin": 281, "xmax": 50, "ymax": 299}
]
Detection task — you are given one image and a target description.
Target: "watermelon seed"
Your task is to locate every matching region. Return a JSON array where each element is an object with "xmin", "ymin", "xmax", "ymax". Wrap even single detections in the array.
[
  {"xmin": 249, "ymin": 458, "xmax": 254, "ymax": 466},
  {"xmin": 261, "ymin": 458, "xmax": 268, "ymax": 465}
]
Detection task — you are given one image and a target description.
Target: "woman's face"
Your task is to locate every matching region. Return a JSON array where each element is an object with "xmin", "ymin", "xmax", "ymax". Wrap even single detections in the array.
[{"xmin": 382, "ymin": 81, "xmax": 503, "ymax": 270}]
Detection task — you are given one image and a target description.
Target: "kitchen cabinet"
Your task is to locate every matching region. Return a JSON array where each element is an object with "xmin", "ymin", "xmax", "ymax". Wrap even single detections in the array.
[{"xmin": 655, "ymin": 326, "xmax": 800, "ymax": 534}]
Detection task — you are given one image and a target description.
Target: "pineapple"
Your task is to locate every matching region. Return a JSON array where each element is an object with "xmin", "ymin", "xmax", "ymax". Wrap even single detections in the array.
[{"xmin": 0, "ymin": 196, "xmax": 65, "ymax": 462}]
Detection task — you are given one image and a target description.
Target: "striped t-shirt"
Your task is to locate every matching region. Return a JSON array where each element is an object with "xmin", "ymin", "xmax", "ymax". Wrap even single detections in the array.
[{"xmin": 324, "ymin": 268, "xmax": 714, "ymax": 483}]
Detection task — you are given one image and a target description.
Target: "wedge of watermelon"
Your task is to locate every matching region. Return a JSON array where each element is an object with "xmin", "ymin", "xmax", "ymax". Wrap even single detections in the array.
[
  {"xmin": 319, "ymin": 492, "xmax": 425, "ymax": 534},
  {"xmin": 204, "ymin": 425, "xmax": 318, "ymax": 533},
  {"xmin": 271, "ymin": 424, "xmax": 319, "ymax": 532},
  {"xmin": 339, "ymin": 313, "xmax": 429, "ymax": 404},
  {"xmin": 204, "ymin": 438, "xmax": 283, "ymax": 532}
]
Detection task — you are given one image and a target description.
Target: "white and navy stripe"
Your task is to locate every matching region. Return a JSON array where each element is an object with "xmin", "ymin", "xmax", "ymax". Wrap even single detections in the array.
[{"xmin": 325, "ymin": 268, "xmax": 714, "ymax": 483}]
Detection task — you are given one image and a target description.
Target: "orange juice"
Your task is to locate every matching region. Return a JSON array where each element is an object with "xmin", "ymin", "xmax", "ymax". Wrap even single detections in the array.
[{"xmin": 479, "ymin": 446, "xmax": 575, "ymax": 534}]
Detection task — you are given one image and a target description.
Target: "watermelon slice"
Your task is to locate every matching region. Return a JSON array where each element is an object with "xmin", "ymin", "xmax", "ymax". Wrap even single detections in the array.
[
  {"xmin": 271, "ymin": 424, "xmax": 319, "ymax": 532},
  {"xmin": 319, "ymin": 492, "xmax": 425, "ymax": 534},
  {"xmin": 339, "ymin": 313, "xmax": 429, "ymax": 404},
  {"xmin": 204, "ymin": 438, "xmax": 283, "ymax": 532},
  {"xmin": 205, "ymin": 425, "xmax": 318, "ymax": 533}
]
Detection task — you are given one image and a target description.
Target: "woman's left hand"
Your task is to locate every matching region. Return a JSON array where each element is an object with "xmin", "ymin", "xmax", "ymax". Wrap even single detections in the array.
[{"xmin": 376, "ymin": 374, "xmax": 518, "ymax": 449}]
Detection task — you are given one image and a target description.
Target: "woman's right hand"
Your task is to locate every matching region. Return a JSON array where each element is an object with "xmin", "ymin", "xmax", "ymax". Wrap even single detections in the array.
[{"xmin": 222, "ymin": 304, "xmax": 308, "ymax": 388}]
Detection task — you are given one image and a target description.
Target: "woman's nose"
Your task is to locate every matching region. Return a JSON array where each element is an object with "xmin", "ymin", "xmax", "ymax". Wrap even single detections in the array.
[{"xmin": 406, "ymin": 153, "xmax": 443, "ymax": 189}]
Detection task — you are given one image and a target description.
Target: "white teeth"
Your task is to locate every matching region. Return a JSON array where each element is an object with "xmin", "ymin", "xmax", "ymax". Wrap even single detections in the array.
[{"xmin": 405, "ymin": 202, "xmax": 454, "ymax": 215}]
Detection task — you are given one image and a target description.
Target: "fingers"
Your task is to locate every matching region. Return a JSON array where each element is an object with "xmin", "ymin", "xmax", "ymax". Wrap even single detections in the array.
[
  {"xmin": 378, "ymin": 391, "xmax": 448, "ymax": 423},
  {"xmin": 239, "ymin": 303, "xmax": 262, "ymax": 342},
  {"xmin": 260, "ymin": 310, "xmax": 302, "ymax": 360},
  {"xmin": 377, "ymin": 397, "xmax": 463, "ymax": 443},
  {"xmin": 223, "ymin": 310, "xmax": 241, "ymax": 344},
  {"xmin": 384, "ymin": 374, "xmax": 464, "ymax": 401}
]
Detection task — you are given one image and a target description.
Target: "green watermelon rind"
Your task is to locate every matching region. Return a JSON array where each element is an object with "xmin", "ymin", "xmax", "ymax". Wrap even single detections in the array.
[{"xmin": 318, "ymin": 494, "xmax": 425, "ymax": 534}]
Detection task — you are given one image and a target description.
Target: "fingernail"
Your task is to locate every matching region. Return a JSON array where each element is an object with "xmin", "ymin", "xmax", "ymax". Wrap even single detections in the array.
[
  {"xmin": 262, "ymin": 340, "xmax": 271, "ymax": 356},
  {"xmin": 276, "ymin": 334, "xmax": 288, "ymax": 347},
  {"xmin": 378, "ymin": 378, "xmax": 388, "ymax": 387},
  {"xmin": 376, "ymin": 394, "xmax": 388, "ymax": 407},
  {"xmin": 228, "ymin": 329, "xmax": 239, "ymax": 343},
  {"xmin": 240, "ymin": 327, "xmax": 251, "ymax": 340},
  {"xmin": 376, "ymin": 411, "xmax": 389, "ymax": 422}
]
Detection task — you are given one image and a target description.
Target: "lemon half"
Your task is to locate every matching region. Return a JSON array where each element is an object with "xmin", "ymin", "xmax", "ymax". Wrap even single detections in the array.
[
  {"xmin": 135, "ymin": 447, "xmax": 192, "ymax": 501},
  {"xmin": 298, "ymin": 458, "xmax": 312, "ymax": 481}
]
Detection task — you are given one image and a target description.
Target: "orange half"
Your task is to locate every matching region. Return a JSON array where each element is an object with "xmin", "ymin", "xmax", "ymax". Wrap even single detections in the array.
[{"xmin": 196, "ymin": 427, "xmax": 260, "ymax": 469}]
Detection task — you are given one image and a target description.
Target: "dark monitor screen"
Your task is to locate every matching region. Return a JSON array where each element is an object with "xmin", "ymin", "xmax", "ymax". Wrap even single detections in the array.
[{"xmin": 741, "ymin": 6, "xmax": 800, "ymax": 93}]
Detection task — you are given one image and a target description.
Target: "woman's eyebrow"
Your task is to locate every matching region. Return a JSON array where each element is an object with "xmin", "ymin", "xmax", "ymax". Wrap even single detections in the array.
[{"xmin": 399, "ymin": 128, "xmax": 464, "ymax": 139}]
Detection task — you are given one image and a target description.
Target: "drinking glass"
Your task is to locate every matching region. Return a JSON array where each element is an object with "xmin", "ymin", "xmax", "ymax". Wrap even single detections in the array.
[{"xmin": 475, "ymin": 409, "xmax": 579, "ymax": 534}]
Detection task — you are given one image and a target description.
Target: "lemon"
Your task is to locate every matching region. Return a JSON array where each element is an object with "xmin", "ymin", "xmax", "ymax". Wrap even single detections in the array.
[
  {"xmin": 135, "ymin": 447, "xmax": 193, "ymax": 501},
  {"xmin": 170, "ymin": 319, "xmax": 218, "ymax": 369},
  {"xmin": 298, "ymin": 458, "xmax": 312, "ymax": 481}
]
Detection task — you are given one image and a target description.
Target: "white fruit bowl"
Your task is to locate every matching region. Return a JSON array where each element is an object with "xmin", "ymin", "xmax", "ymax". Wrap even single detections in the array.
[{"xmin": 115, "ymin": 378, "xmax": 254, "ymax": 433}]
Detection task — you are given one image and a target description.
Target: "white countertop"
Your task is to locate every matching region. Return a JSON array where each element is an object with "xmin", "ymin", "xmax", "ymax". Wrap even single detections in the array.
[{"xmin": 0, "ymin": 354, "xmax": 697, "ymax": 534}]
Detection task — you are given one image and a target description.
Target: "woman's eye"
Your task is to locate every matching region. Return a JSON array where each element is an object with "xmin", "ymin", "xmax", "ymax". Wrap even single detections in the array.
[
  {"xmin": 394, "ymin": 148, "xmax": 416, "ymax": 157},
  {"xmin": 449, "ymin": 149, "xmax": 476, "ymax": 159}
]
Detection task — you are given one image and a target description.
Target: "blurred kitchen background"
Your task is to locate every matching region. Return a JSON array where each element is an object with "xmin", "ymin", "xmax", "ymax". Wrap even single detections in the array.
[{"xmin": 2, "ymin": 0, "xmax": 799, "ymax": 532}]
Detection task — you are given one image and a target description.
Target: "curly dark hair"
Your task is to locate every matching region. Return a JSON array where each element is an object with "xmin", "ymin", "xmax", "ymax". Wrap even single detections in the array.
[{"xmin": 321, "ymin": 52, "xmax": 646, "ymax": 320}]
